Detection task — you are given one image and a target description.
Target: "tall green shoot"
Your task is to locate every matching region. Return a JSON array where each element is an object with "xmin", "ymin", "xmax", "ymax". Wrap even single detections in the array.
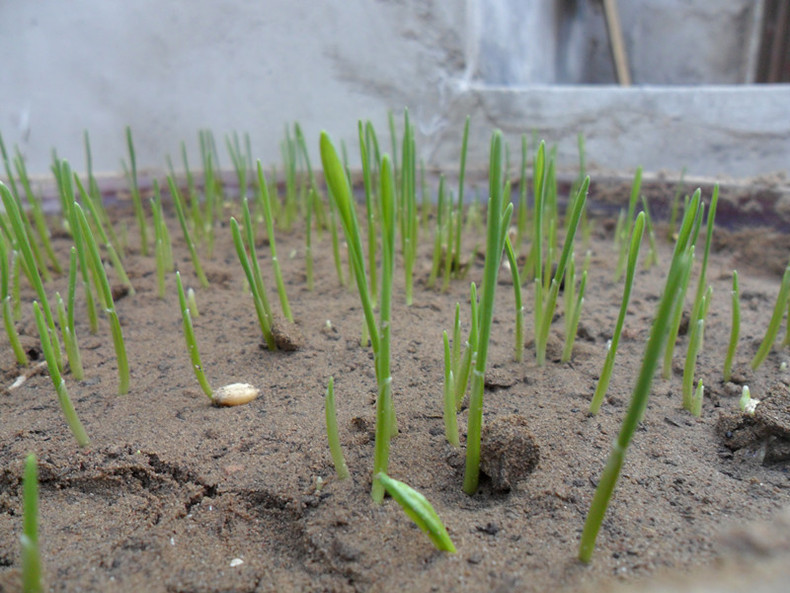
[
  {"xmin": 579, "ymin": 251, "xmax": 692, "ymax": 563},
  {"xmin": 255, "ymin": 161, "xmax": 293, "ymax": 322},
  {"xmin": 176, "ymin": 271, "xmax": 212, "ymax": 400},
  {"xmin": 324, "ymin": 377, "xmax": 349, "ymax": 480},
  {"xmin": 320, "ymin": 131, "xmax": 396, "ymax": 503},
  {"xmin": 723, "ymin": 271, "xmax": 740, "ymax": 381},
  {"xmin": 74, "ymin": 204, "xmax": 130, "ymax": 394},
  {"xmin": 751, "ymin": 265, "xmax": 790, "ymax": 370},
  {"xmin": 124, "ymin": 126, "xmax": 148, "ymax": 255},
  {"xmin": 463, "ymin": 130, "xmax": 514, "ymax": 495},
  {"xmin": 590, "ymin": 212, "xmax": 645, "ymax": 413},
  {"xmin": 33, "ymin": 301, "xmax": 90, "ymax": 446}
]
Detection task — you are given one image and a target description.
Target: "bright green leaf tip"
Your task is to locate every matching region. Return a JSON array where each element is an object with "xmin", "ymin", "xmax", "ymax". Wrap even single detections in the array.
[{"xmin": 377, "ymin": 473, "xmax": 456, "ymax": 553}]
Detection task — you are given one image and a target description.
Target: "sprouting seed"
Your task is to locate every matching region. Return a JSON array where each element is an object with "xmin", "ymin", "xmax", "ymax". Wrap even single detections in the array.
[
  {"xmin": 739, "ymin": 385, "xmax": 759, "ymax": 415},
  {"xmin": 213, "ymin": 383, "xmax": 260, "ymax": 407}
]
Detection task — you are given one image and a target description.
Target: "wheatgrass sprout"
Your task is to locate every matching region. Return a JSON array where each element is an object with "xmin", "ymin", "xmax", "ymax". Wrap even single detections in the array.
[
  {"xmin": 579, "ymin": 250, "xmax": 692, "ymax": 564},
  {"xmin": 534, "ymin": 176, "xmax": 590, "ymax": 366},
  {"xmin": 255, "ymin": 161, "xmax": 293, "ymax": 322},
  {"xmin": 723, "ymin": 271, "xmax": 740, "ymax": 381},
  {"xmin": 13, "ymin": 147, "xmax": 61, "ymax": 274},
  {"xmin": 454, "ymin": 283, "xmax": 479, "ymax": 410},
  {"xmin": 739, "ymin": 385, "xmax": 759, "ymax": 415},
  {"xmin": 358, "ymin": 121, "xmax": 378, "ymax": 301},
  {"xmin": 150, "ymin": 186, "xmax": 168, "ymax": 298},
  {"xmin": 377, "ymin": 472, "xmax": 456, "ymax": 553},
  {"xmin": 591, "ymin": 213, "xmax": 645, "ymax": 413},
  {"xmin": 682, "ymin": 318, "xmax": 705, "ymax": 412},
  {"xmin": 667, "ymin": 168, "xmax": 687, "ymax": 241},
  {"xmin": 74, "ymin": 203, "xmax": 129, "ymax": 395},
  {"xmin": 751, "ymin": 265, "xmax": 790, "ymax": 370},
  {"xmin": 516, "ymin": 134, "xmax": 529, "ymax": 246},
  {"xmin": 56, "ymin": 290, "xmax": 83, "ymax": 381},
  {"xmin": 615, "ymin": 167, "xmax": 642, "ymax": 281},
  {"xmin": 453, "ymin": 115, "xmax": 471, "ymax": 275},
  {"xmin": 324, "ymin": 377, "xmax": 349, "ymax": 479},
  {"xmin": 33, "ymin": 301, "xmax": 90, "ymax": 446},
  {"xmin": 1, "ymin": 238, "xmax": 26, "ymax": 365},
  {"xmin": 0, "ymin": 182, "xmax": 62, "ymax": 366},
  {"xmin": 561, "ymin": 268, "xmax": 587, "ymax": 363},
  {"xmin": 226, "ymin": 131, "xmax": 250, "ymax": 199},
  {"xmin": 3, "ymin": 296, "xmax": 27, "ymax": 365},
  {"xmin": 73, "ymin": 174, "xmax": 134, "ymax": 296},
  {"xmin": 662, "ymin": 190, "xmax": 702, "ymax": 380},
  {"xmin": 84, "ymin": 130, "xmax": 122, "ymax": 254},
  {"xmin": 463, "ymin": 130, "xmax": 514, "ymax": 495},
  {"xmin": 176, "ymin": 271, "xmax": 212, "ymax": 399},
  {"xmin": 167, "ymin": 175, "xmax": 209, "ymax": 288},
  {"xmin": 124, "ymin": 126, "xmax": 148, "ymax": 255},
  {"xmin": 399, "ymin": 109, "xmax": 418, "ymax": 305},
  {"xmin": 320, "ymin": 132, "xmax": 396, "ymax": 503},
  {"xmin": 503, "ymin": 236, "xmax": 524, "ymax": 362},
  {"xmin": 21, "ymin": 453, "xmax": 43, "ymax": 593},
  {"xmin": 640, "ymin": 196, "xmax": 658, "ymax": 269},
  {"xmin": 442, "ymin": 330, "xmax": 460, "ymax": 447},
  {"xmin": 230, "ymin": 212, "xmax": 276, "ymax": 351}
]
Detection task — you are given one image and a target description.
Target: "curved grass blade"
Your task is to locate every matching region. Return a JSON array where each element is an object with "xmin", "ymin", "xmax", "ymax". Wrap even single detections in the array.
[{"xmin": 377, "ymin": 472, "xmax": 456, "ymax": 553}]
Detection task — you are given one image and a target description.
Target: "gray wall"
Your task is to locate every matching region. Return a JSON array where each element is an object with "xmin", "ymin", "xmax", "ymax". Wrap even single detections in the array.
[{"xmin": 1, "ymin": 0, "xmax": 786, "ymax": 180}]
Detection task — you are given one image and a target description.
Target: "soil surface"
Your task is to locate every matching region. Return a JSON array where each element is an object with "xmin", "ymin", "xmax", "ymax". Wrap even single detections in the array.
[{"xmin": 1, "ymin": 184, "xmax": 790, "ymax": 593}]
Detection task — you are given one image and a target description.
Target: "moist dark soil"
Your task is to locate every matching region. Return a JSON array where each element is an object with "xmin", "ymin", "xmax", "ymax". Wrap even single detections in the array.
[{"xmin": 1, "ymin": 183, "xmax": 790, "ymax": 593}]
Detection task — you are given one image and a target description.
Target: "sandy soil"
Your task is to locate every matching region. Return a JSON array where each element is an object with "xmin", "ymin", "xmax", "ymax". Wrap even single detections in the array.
[{"xmin": 1, "ymin": 184, "xmax": 789, "ymax": 593}]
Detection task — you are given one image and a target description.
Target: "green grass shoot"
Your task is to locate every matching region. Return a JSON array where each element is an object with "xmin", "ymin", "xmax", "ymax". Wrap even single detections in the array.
[
  {"xmin": 534, "ymin": 176, "xmax": 590, "ymax": 366},
  {"xmin": 324, "ymin": 376, "xmax": 349, "ymax": 479},
  {"xmin": 167, "ymin": 175, "xmax": 209, "ymax": 288},
  {"xmin": 376, "ymin": 473, "xmax": 456, "ymax": 553},
  {"xmin": 724, "ymin": 271, "xmax": 740, "ymax": 381},
  {"xmin": 615, "ymin": 167, "xmax": 642, "ymax": 281},
  {"xmin": 21, "ymin": 453, "xmax": 43, "ymax": 593},
  {"xmin": 453, "ymin": 115, "xmax": 471, "ymax": 275},
  {"xmin": 503, "ymin": 236, "xmax": 524, "ymax": 362},
  {"xmin": 230, "ymin": 208, "xmax": 277, "ymax": 351},
  {"xmin": 590, "ymin": 212, "xmax": 645, "ymax": 413},
  {"xmin": 33, "ymin": 301, "xmax": 90, "ymax": 446},
  {"xmin": 73, "ymin": 174, "xmax": 134, "ymax": 297},
  {"xmin": 561, "ymin": 266, "xmax": 587, "ymax": 364},
  {"xmin": 667, "ymin": 167, "xmax": 687, "ymax": 241},
  {"xmin": 124, "ymin": 126, "xmax": 148, "ymax": 256},
  {"xmin": 58, "ymin": 250, "xmax": 84, "ymax": 382},
  {"xmin": 176, "ymin": 271, "xmax": 212, "ymax": 400},
  {"xmin": 751, "ymin": 264, "xmax": 790, "ymax": 370},
  {"xmin": 682, "ymin": 317, "xmax": 705, "ymax": 412},
  {"xmin": 442, "ymin": 330, "xmax": 460, "ymax": 446},
  {"xmin": 255, "ymin": 161, "xmax": 293, "ymax": 322},
  {"xmin": 399, "ymin": 109, "xmax": 418, "ymax": 305},
  {"xmin": 463, "ymin": 130, "xmax": 514, "ymax": 495},
  {"xmin": 1, "ymin": 236, "xmax": 26, "ymax": 365},
  {"xmin": 579, "ymin": 250, "xmax": 692, "ymax": 564},
  {"xmin": 454, "ymin": 283, "xmax": 478, "ymax": 410},
  {"xmin": 320, "ymin": 131, "xmax": 396, "ymax": 503},
  {"xmin": 0, "ymin": 182, "xmax": 62, "ymax": 366},
  {"xmin": 661, "ymin": 190, "xmax": 702, "ymax": 379},
  {"xmin": 74, "ymin": 203, "xmax": 130, "ymax": 394},
  {"xmin": 151, "ymin": 180, "xmax": 174, "ymax": 298},
  {"xmin": 13, "ymin": 148, "xmax": 61, "ymax": 274}
]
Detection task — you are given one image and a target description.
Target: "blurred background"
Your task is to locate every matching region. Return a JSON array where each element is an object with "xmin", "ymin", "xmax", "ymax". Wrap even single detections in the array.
[{"xmin": 1, "ymin": 0, "xmax": 788, "ymax": 178}]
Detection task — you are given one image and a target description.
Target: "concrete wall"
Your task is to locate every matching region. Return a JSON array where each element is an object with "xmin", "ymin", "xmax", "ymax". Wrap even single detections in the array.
[{"xmin": 1, "ymin": 0, "xmax": 787, "ymax": 180}]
